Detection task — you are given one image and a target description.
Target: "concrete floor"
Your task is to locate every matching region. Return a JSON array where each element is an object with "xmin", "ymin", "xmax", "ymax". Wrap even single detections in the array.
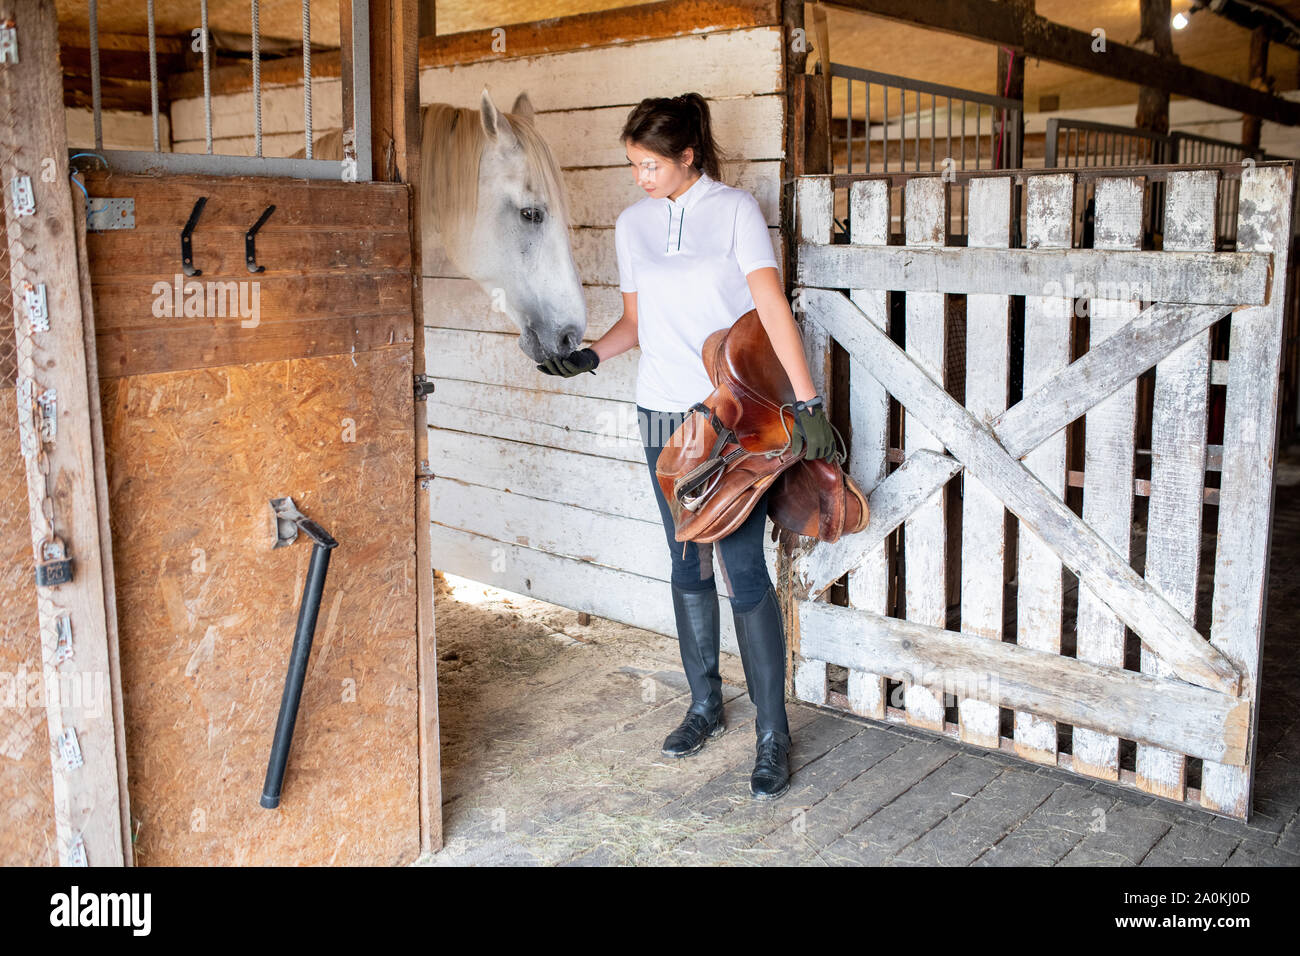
[{"xmin": 415, "ymin": 453, "xmax": 1300, "ymax": 867}]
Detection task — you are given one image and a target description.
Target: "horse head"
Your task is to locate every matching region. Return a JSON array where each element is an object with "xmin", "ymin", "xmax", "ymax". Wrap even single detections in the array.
[
  {"xmin": 296, "ymin": 89, "xmax": 588, "ymax": 364},
  {"xmin": 423, "ymin": 88, "xmax": 588, "ymax": 363}
]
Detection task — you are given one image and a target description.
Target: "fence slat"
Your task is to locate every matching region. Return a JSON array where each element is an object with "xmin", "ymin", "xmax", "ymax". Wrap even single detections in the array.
[
  {"xmin": 1014, "ymin": 173, "xmax": 1074, "ymax": 764},
  {"xmin": 1073, "ymin": 175, "xmax": 1143, "ymax": 780},
  {"xmin": 1138, "ymin": 170, "xmax": 1218, "ymax": 801},
  {"xmin": 797, "ymin": 602, "xmax": 1249, "ymax": 765},
  {"xmin": 958, "ymin": 175, "xmax": 1012, "ymax": 748},
  {"xmin": 902, "ymin": 176, "xmax": 949, "ymax": 731},
  {"xmin": 845, "ymin": 178, "xmax": 892, "ymax": 719},
  {"xmin": 796, "ymin": 244, "xmax": 1268, "ymax": 305},
  {"xmin": 1202, "ymin": 163, "xmax": 1295, "ymax": 817},
  {"xmin": 791, "ymin": 176, "xmax": 835, "ymax": 707}
]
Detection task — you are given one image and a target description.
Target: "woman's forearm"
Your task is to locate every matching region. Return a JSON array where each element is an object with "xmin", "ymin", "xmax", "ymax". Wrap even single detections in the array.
[{"xmin": 591, "ymin": 312, "xmax": 639, "ymax": 363}]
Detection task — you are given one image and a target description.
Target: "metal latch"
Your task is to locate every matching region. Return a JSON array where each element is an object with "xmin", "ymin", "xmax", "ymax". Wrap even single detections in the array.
[{"xmin": 414, "ymin": 374, "xmax": 435, "ymax": 401}]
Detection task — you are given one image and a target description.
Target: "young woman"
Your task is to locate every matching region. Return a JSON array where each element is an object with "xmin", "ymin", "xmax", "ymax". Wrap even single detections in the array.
[{"xmin": 538, "ymin": 92, "xmax": 835, "ymax": 799}]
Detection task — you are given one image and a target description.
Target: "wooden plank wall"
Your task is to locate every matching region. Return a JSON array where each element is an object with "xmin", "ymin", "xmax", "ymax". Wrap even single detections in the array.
[
  {"xmin": 417, "ymin": 7, "xmax": 788, "ymax": 645},
  {"xmin": 80, "ymin": 169, "xmax": 422, "ymax": 864}
]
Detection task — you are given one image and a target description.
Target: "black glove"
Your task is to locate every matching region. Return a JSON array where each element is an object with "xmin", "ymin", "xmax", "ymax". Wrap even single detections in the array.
[
  {"xmin": 537, "ymin": 348, "xmax": 599, "ymax": 377},
  {"xmin": 787, "ymin": 396, "xmax": 836, "ymax": 462}
]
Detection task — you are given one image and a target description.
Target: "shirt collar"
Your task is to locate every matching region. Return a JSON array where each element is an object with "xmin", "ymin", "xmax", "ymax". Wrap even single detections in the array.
[{"xmin": 665, "ymin": 169, "xmax": 711, "ymax": 212}]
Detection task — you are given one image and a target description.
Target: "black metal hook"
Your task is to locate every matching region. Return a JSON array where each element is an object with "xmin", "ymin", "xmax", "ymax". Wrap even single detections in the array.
[
  {"xmin": 181, "ymin": 197, "xmax": 207, "ymax": 277},
  {"xmin": 245, "ymin": 204, "xmax": 276, "ymax": 274}
]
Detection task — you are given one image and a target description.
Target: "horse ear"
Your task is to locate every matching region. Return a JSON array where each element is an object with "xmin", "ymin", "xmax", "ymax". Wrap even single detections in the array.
[
  {"xmin": 510, "ymin": 91, "xmax": 535, "ymax": 124},
  {"xmin": 479, "ymin": 86, "xmax": 520, "ymax": 149}
]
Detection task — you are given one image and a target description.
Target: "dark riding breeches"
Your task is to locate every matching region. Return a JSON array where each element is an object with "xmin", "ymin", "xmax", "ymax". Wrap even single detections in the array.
[{"xmin": 638, "ymin": 404, "xmax": 773, "ymax": 612}]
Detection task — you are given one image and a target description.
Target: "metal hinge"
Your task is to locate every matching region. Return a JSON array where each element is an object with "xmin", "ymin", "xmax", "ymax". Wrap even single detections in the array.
[{"xmin": 414, "ymin": 374, "xmax": 435, "ymax": 401}]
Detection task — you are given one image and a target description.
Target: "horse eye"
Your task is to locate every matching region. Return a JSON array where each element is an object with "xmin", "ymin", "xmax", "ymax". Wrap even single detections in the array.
[{"xmin": 521, "ymin": 206, "xmax": 545, "ymax": 224}]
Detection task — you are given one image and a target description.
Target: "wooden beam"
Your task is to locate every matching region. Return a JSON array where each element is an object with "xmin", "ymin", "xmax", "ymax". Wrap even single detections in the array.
[
  {"xmin": 419, "ymin": 0, "xmax": 781, "ymax": 69},
  {"xmin": 821, "ymin": 0, "xmax": 1300, "ymax": 126},
  {"xmin": 1244, "ymin": 27, "xmax": 1270, "ymax": 151},
  {"xmin": 1134, "ymin": 0, "xmax": 1174, "ymax": 135},
  {"xmin": 0, "ymin": 0, "xmax": 129, "ymax": 865},
  {"xmin": 798, "ymin": 602, "xmax": 1251, "ymax": 766},
  {"xmin": 369, "ymin": 0, "xmax": 442, "ymax": 854},
  {"xmin": 798, "ymin": 243, "xmax": 1270, "ymax": 306}
]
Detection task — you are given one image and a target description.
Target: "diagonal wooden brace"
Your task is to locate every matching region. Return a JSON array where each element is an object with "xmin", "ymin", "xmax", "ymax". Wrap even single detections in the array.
[{"xmin": 796, "ymin": 286, "xmax": 1243, "ymax": 697}]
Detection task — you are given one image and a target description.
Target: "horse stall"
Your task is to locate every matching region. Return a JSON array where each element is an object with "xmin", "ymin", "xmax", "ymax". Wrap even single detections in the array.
[
  {"xmin": 4, "ymin": 0, "xmax": 1299, "ymax": 871},
  {"xmin": 1, "ymin": 0, "xmax": 436, "ymax": 864}
]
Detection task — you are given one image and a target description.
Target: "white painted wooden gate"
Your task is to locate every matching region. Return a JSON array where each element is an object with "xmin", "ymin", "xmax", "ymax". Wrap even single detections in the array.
[{"xmin": 786, "ymin": 163, "xmax": 1293, "ymax": 820}]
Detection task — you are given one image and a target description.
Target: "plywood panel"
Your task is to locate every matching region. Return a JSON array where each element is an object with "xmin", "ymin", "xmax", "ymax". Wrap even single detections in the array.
[
  {"xmin": 101, "ymin": 347, "xmax": 419, "ymax": 865},
  {"xmin": 0, "ymin": 390, "xmax": 57, "ymax": 867}
]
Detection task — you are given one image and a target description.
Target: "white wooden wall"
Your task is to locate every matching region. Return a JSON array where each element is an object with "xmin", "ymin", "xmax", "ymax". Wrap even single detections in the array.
[{"xmin": 420, "ymin": 25, "xmax": 787, "ymax": 647}]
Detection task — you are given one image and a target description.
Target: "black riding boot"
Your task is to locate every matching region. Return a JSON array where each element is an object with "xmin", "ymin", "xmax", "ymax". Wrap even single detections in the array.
[
  {"xmin": 662, "ymin": 582, "xmax": 726, "ymax": 757},
  {"xmin": 732, "ymin": 585, "xmax": 791, "ymax": 798}
]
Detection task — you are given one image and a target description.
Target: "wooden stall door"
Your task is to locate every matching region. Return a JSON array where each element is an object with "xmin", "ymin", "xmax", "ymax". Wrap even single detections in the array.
[
  {"xmin": 788, "ymin": 165, "xmax": 1291, "ymax": 821},
  {"xmin": 83, "ymin": 170, "xmax": 436, "ymax": 864}
]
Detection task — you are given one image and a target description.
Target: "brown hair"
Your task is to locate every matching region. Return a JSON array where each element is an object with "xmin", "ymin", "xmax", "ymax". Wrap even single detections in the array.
[{"xmin": 620, "ymin": 92, "xmax": 729, "ymax": 182}]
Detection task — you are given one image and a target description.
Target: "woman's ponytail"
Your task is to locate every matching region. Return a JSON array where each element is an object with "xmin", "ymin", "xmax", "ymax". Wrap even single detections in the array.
[{"xmin": 621, "ymin": 92, "xmax": 729, "ymax": 183}]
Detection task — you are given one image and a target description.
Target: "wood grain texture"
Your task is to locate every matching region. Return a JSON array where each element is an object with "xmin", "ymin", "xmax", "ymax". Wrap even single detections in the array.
[
  {"xmin": 101, "ymin": 349, "xmax": 420, "ymax": 865},
  {"xmin": 1, "ymin": 0, "xmax": 128, "ymax": 866},
  {"xmin": 844, "ymin": 178, "xmax": 891, "ymax": 720},
  {"xmin": 798, "ymin": 600, "xmax": 1249, "ymax": 766},
  {"xmin": 0, "ymin": 391, "xmax": 56, "ymax": 866},
  {"xmin": 1137, "ymin": 169, "xmax": 1217, "ymax": 802},
  {"xmin": 958, "ymin": 175, "xmax": 1011, "ymax": 749},
  {"xmin": 1072, "ymin": 175, "xmax": 1142, "ymax": 781},
  {"xmin": 901, "ymin": 176, "xmax": 948, "ymax": 733},
  {"xmin": 79, "ymin": 172, "xmax": 413, "ymax": 377},
  {"xmin": 1014, "ymin": 173, "xmax": 1073, "ymax": 765},
  {"xmin": 1202, "ymin": 164, "xmax": 1295, "ymax": 818}
]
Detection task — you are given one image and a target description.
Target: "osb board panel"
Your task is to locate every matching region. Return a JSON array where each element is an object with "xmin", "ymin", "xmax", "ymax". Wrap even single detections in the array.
[
  {"xmin": 79, "ymin": 171, "xmax": 413, "ymax": 379},
  {"xmin": 101, "ymin": 347, "xmax": 419, "ymax": 865},
  {"xmin": 0, "ymin": 390, "xmax": 57, "ymax": 866}
]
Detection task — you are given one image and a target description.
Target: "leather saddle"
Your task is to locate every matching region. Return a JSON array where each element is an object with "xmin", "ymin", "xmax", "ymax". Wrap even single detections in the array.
[{"xmin": 655, "ymin": 309, "xmax": 869, "ymax": 546}]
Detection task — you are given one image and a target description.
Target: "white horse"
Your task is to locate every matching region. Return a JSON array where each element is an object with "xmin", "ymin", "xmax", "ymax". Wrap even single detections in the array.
[{"xmin": 298, "ymin": 87, "xmax": 587, "ymax": 362}]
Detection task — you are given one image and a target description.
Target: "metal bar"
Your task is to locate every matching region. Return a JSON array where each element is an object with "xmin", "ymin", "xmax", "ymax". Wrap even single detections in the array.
[
  {"xmin": 930, "ymin": 93, "xmax": 935, "ymax": 171},
  {"xmin": 201, "ymin": 0, "xmax": 212, "ymax": 154},
  {"xmin": 975, "ymin": 106, "xmax": 981, "ymax": 169},
  {"xmin": 883, "ymin": 82, "xmax": 890, "ymax": 172},
  {"xmin": 93, "ymin": 149, "xmax": 358, "ymax": 179},
  {"xmin": 352, "ymin": 0, "xmax": 372, "ymax": 181},
  {"xmin": 89, "ymin": 0, "xmax": 102, "ymax": 149},
  {"xmin": 303, "ymin": 0, "xmax": 313, "ymax": 159},
  {"xmin": 914, "ymin": 89, "xmax": 920, "ymax": 170},
  {"xmin": 829, "ymin": 62, "xmax": 1023, "ymax": 111},
  {"xmin": 147, "ymin": 0, "xmax": 160, "ymax": 151},
  {"xmin": 946, "ymin": 97, "xmax": 952, "ymax": 168},
  {"xmin": 253, "ymin": 0, "xmax": 262, "ymax": 157},
  {"xmin": 866, "ymin": 82, "xmax": 872, "ymax": 173},
  {"xmin": 847, "ymin": 76, "xmax": 853, "ymax": 172},
  {"xmin": 260, "ymin": 539, "xmax": 336, "ymax": 809}
]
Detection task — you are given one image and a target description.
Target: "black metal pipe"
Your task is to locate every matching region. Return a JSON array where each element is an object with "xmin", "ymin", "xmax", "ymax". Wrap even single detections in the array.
[{"xmin": 260, "ymin": 540, "xmax": 335, "ymax": 809}]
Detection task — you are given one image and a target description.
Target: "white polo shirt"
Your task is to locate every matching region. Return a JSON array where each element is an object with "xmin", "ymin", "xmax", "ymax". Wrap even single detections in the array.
[{"xmin": 615, "ymin": 169, "xmax": 780, "ymax": 412}]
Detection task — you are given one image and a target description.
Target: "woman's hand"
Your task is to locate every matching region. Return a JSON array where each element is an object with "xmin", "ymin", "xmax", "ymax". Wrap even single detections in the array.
[
  {"xmin": 537, "ymin": 348, "xmax": 600, "ymax": 377},
  {"xmin": 787, "ymin": 397, "xmax": 836, "ymax": 461}
]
